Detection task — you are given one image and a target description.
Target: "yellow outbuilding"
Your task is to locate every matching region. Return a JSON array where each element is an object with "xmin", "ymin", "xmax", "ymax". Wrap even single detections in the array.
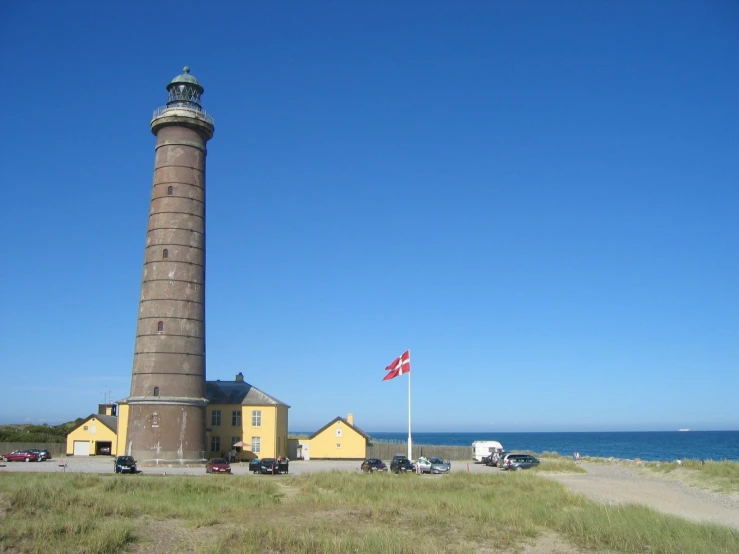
[
  {"xmin": 301, "ymin": 414, "xmax": 370, "ymax": 460},
  {"xmin": 65, "ymin": 408, "xmax": 118, "ymax": 456}
]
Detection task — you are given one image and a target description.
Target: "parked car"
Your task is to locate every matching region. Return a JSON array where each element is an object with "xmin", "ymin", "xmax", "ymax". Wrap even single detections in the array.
[
  {"xmin": 253, "ymin": 458, "xmax": 281, "ymax": 474},
  {"xmin": 205, "ymin": 458, "xmax": 232, "ymax": 474},
  {"xmin": 2, "ymin": 450, "xmax": 39, "ymax": 462},
  {"xmin": 99, "ymin": 447, "xmax": 111, "ymax": 455},
  {"xmin": 360, "ymin": 458, "xmax": 388, "ymax": 473},
  {"xmin": 496, "ymin": 453, "xmax": 517, "ymax": 468},
  {"xmin": 114, "ymin": 456, "xmax": 137, "ymax": 474},
  {"xmin": 502, "ymin": 454, "xmax": 540, "ymax": 471},
  {"xmin": 390, "ymin": 456, "xmax": 416, "ymax": 473},
  {"xmin": 28, "ymin": 449, "xmax": 52, "ymax": 461},
  {"xmin": 248, "ymin": 457, "xmax": 289, "ymax": 473},
  {"xmin": 416, "ymin": 456, "xmax": 451, "ymax": 474}
]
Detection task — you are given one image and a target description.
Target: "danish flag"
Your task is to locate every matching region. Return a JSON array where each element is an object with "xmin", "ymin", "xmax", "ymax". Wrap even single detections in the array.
[{"xmin": 383, "ymin": 350, "xmax": 411, "ymax": 381}]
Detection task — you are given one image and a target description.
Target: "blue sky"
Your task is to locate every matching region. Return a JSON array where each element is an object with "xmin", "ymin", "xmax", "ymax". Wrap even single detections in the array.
[{"xmin": 1, "ymin": 1, "xmax": 737, "ymax": 433}]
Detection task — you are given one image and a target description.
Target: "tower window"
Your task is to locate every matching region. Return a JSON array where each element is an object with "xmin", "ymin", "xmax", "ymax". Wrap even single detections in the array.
[
  {"xmin": 163, "ymin": 249, "xmax": 168, "ymax": 259},
  {"xmin": 167, "ymin": 186, "xmax": 173, "ymax": 195},
  {"xmin": 157, "ymin": 321, "xmax": 164, "ymax": 332},
  {"xmin": 153, "ymin": 386, "xmax": 159, "ymax": 397}
]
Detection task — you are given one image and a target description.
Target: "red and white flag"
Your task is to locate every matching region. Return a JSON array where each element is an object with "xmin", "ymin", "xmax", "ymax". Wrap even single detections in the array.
[{"xmin": 383, "ymin": 350, "xmax": 411, "ymax": 381}]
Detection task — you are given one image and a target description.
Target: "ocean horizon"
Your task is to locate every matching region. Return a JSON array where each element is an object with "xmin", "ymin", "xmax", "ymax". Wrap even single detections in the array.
[{"xmin": 291, "ymin": 430, "xmax": 739, "ymax": 462}]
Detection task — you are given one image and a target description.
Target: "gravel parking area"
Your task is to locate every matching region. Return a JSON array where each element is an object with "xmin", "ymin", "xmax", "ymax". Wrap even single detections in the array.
[{"xmin": 3, "ymin": 457, "xmax": 738, "ymax": 531}]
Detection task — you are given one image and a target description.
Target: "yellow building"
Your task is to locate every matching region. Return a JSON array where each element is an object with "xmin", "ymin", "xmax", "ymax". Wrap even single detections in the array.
[
  {"xmin": 300, "ymin": 414, "xmax": 370, "ymax": 460},
  {"xmin": 205, "ymin": 373, "xmax": 290, "ymax": 460},
  {"xmin": 71, "ymin": 375, "xmax": 289, "ymax": 460},
  {"xmin": 65, "ymin": 406, "xmax": 118, "ymax": 456}
]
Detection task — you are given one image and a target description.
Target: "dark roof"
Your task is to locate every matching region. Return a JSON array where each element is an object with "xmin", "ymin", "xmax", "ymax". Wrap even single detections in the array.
[
  {"xmin": 70, "ymin": 414, "xmax": 118, "ymax": 435},
  {"xmin": 205, "ymin": 380, "xmax": 289, "ymax": 407},
  {"xmin": 309, "ymin": 416, "xmax": 371, "ymax": 441}
]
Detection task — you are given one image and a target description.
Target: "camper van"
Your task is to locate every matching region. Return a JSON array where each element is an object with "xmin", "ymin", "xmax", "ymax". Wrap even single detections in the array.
[{"xmin": 472, "ymin": 440, "xmax": 504, "ymax": 462}]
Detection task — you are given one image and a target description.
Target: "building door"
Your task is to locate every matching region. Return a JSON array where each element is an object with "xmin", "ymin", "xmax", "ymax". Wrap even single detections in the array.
[{"xmin": 73, "ymin": 441, "xmax": 89, "ymax": 456}]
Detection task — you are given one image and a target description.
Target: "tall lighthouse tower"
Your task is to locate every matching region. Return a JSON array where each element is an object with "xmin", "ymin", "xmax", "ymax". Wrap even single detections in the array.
[{"xmin": 124, "ymin": 67, "xmax": 214, "ymax": 462}]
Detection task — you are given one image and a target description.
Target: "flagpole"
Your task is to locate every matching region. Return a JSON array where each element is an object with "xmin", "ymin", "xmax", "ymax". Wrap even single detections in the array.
[{"xmin": 407, "ymin": 350, "xmax": 412, "ymax": 460}]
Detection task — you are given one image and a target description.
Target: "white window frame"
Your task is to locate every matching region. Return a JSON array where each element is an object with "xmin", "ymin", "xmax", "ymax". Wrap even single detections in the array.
[
  {"xmin": 252, "ymin": 410, "xmax": 262, "ymax": 427},
  {"xmin": 251, "ymin": 437, "xmax": 261, "ymax": 453}
]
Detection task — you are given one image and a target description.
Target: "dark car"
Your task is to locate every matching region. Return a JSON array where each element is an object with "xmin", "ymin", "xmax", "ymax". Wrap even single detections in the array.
[
  {"xmin": 360, "ymin": 458, "xmax": 388, "ymax": 473},
  {"xmin": 28, "ymin": 449, "xmax": 52, "ymax": 461},
  {"xmin": 503, "ymin": 454, "xmax": 540, "ymax": 471},
  {"xmin": 114, "ymin": 456, "xmax": 137, "ymax": 474},
  {"xmin": 390, "ymin": 456, "xmax": 415, "ymax": 473},
  {"xmin": 206, "ymin": 458, "xmax": 232, "ymax": 474},
  {"xmin": 254, "ymin": 458, "xmax": 281, "ymax": 474},
  {"xmin": 2, "ymin": 450, "xmax": 39, "ymax": 462}
]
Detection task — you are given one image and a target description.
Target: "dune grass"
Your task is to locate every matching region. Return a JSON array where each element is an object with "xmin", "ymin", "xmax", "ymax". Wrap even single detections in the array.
[
  {"xmin": 532, "ymin": 456, "xmax": 587, "ymax": 473},
  {"xmin": 0, "ymin": 471, "xmax": 737, "ymax": 553},
  {"xmin": 647, "ymin": 459, "xmax": 739, "ymax": 495}
]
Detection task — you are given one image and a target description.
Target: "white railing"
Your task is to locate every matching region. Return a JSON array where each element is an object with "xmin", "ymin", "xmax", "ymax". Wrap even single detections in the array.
[{"xmin": 152, "ymin": 105, "xmax": 214, "ymax": 125}]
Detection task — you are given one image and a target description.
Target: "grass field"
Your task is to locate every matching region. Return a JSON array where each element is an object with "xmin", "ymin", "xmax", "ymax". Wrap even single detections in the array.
[
  {"xmin": 1, "ymin": 471, "xmax": 737, "ymax": 553},
  {"xmin": 647, "ymin": 459, "xmax": 739, "ymax": 495}
]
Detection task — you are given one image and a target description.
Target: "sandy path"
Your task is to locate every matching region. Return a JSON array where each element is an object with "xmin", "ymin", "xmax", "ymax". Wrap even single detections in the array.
[{"xmin": 543, "ymin": 462, "xmax": 739, "ymax": 530}]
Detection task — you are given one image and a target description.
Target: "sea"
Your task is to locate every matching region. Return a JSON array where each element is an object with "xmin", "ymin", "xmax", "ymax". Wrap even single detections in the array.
[{"xmin": 363, "ymin": 431, "xmax": 739, "ymax": 462}]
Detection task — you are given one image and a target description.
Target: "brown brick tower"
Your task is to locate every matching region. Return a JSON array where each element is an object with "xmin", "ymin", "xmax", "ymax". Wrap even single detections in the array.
[{"xmin": 124, "ymin": 67, "xmax": 214, "ymax": 462}]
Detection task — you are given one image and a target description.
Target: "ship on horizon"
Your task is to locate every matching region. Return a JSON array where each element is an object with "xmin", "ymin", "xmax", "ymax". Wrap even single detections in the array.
[{"xmin": 678, "ymin": 428, "xmax": 691, "ymax": 432}]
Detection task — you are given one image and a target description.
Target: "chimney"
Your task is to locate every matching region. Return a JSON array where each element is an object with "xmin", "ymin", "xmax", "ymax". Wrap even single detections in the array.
[
  {"xmin": 98, "ymin": 404, "xmax": 116, "ymax": 416},
  {"xmin": 347, "ymin": 413, "xmax": 354, "ymax": 425},
  {"xmin": 235, "ymin": 372, "xmax": 244, "ymax": 382}
]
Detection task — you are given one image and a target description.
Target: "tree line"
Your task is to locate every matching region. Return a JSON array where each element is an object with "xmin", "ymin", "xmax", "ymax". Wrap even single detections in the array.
[{"xmin": 0, "ymin": 421, "xmax": 81, "ymax": 443}]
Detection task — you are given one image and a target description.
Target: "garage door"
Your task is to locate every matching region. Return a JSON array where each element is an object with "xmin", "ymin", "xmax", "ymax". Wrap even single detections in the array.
[{"xmin": 73, "ymin": 441, "xmax": 89, "ymax": 456}]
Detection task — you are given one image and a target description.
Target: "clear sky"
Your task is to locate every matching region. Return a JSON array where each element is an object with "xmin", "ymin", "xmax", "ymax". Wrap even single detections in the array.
[{"xmin": 1, "ymin": 1, "xmax": 737, "ymax": 433}]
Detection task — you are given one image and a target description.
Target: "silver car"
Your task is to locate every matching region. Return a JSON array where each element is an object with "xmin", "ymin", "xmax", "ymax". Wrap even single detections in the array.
[{"xmin": 416, "ymin": 456, "xmax": 451, "ymax": 474}]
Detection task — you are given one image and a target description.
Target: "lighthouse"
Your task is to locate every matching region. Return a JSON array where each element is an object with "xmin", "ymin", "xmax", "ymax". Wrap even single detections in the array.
[{"xmin": 123, "ymin": 67, "xmax": 214, "ymax": 462}]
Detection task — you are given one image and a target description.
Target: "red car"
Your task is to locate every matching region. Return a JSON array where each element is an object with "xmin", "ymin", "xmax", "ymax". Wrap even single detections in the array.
[
  {"xmin": 205, "ymin": 458, "xmax": 231, "ymax": 474},
  {"xmin": 2, "ymin": 450, "xmax": 39, "ymax": 462}
]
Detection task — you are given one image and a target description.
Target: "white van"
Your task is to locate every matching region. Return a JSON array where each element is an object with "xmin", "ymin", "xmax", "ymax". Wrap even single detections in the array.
[{"xmin": 472, "ymin": 440, "xmax": 504, "ymax": 462}]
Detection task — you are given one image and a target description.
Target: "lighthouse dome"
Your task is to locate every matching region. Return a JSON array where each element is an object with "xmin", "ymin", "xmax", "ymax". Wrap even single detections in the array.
[{"xmin": 166, "ymin": 66, "xmax": 204, "ymax": 107}]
